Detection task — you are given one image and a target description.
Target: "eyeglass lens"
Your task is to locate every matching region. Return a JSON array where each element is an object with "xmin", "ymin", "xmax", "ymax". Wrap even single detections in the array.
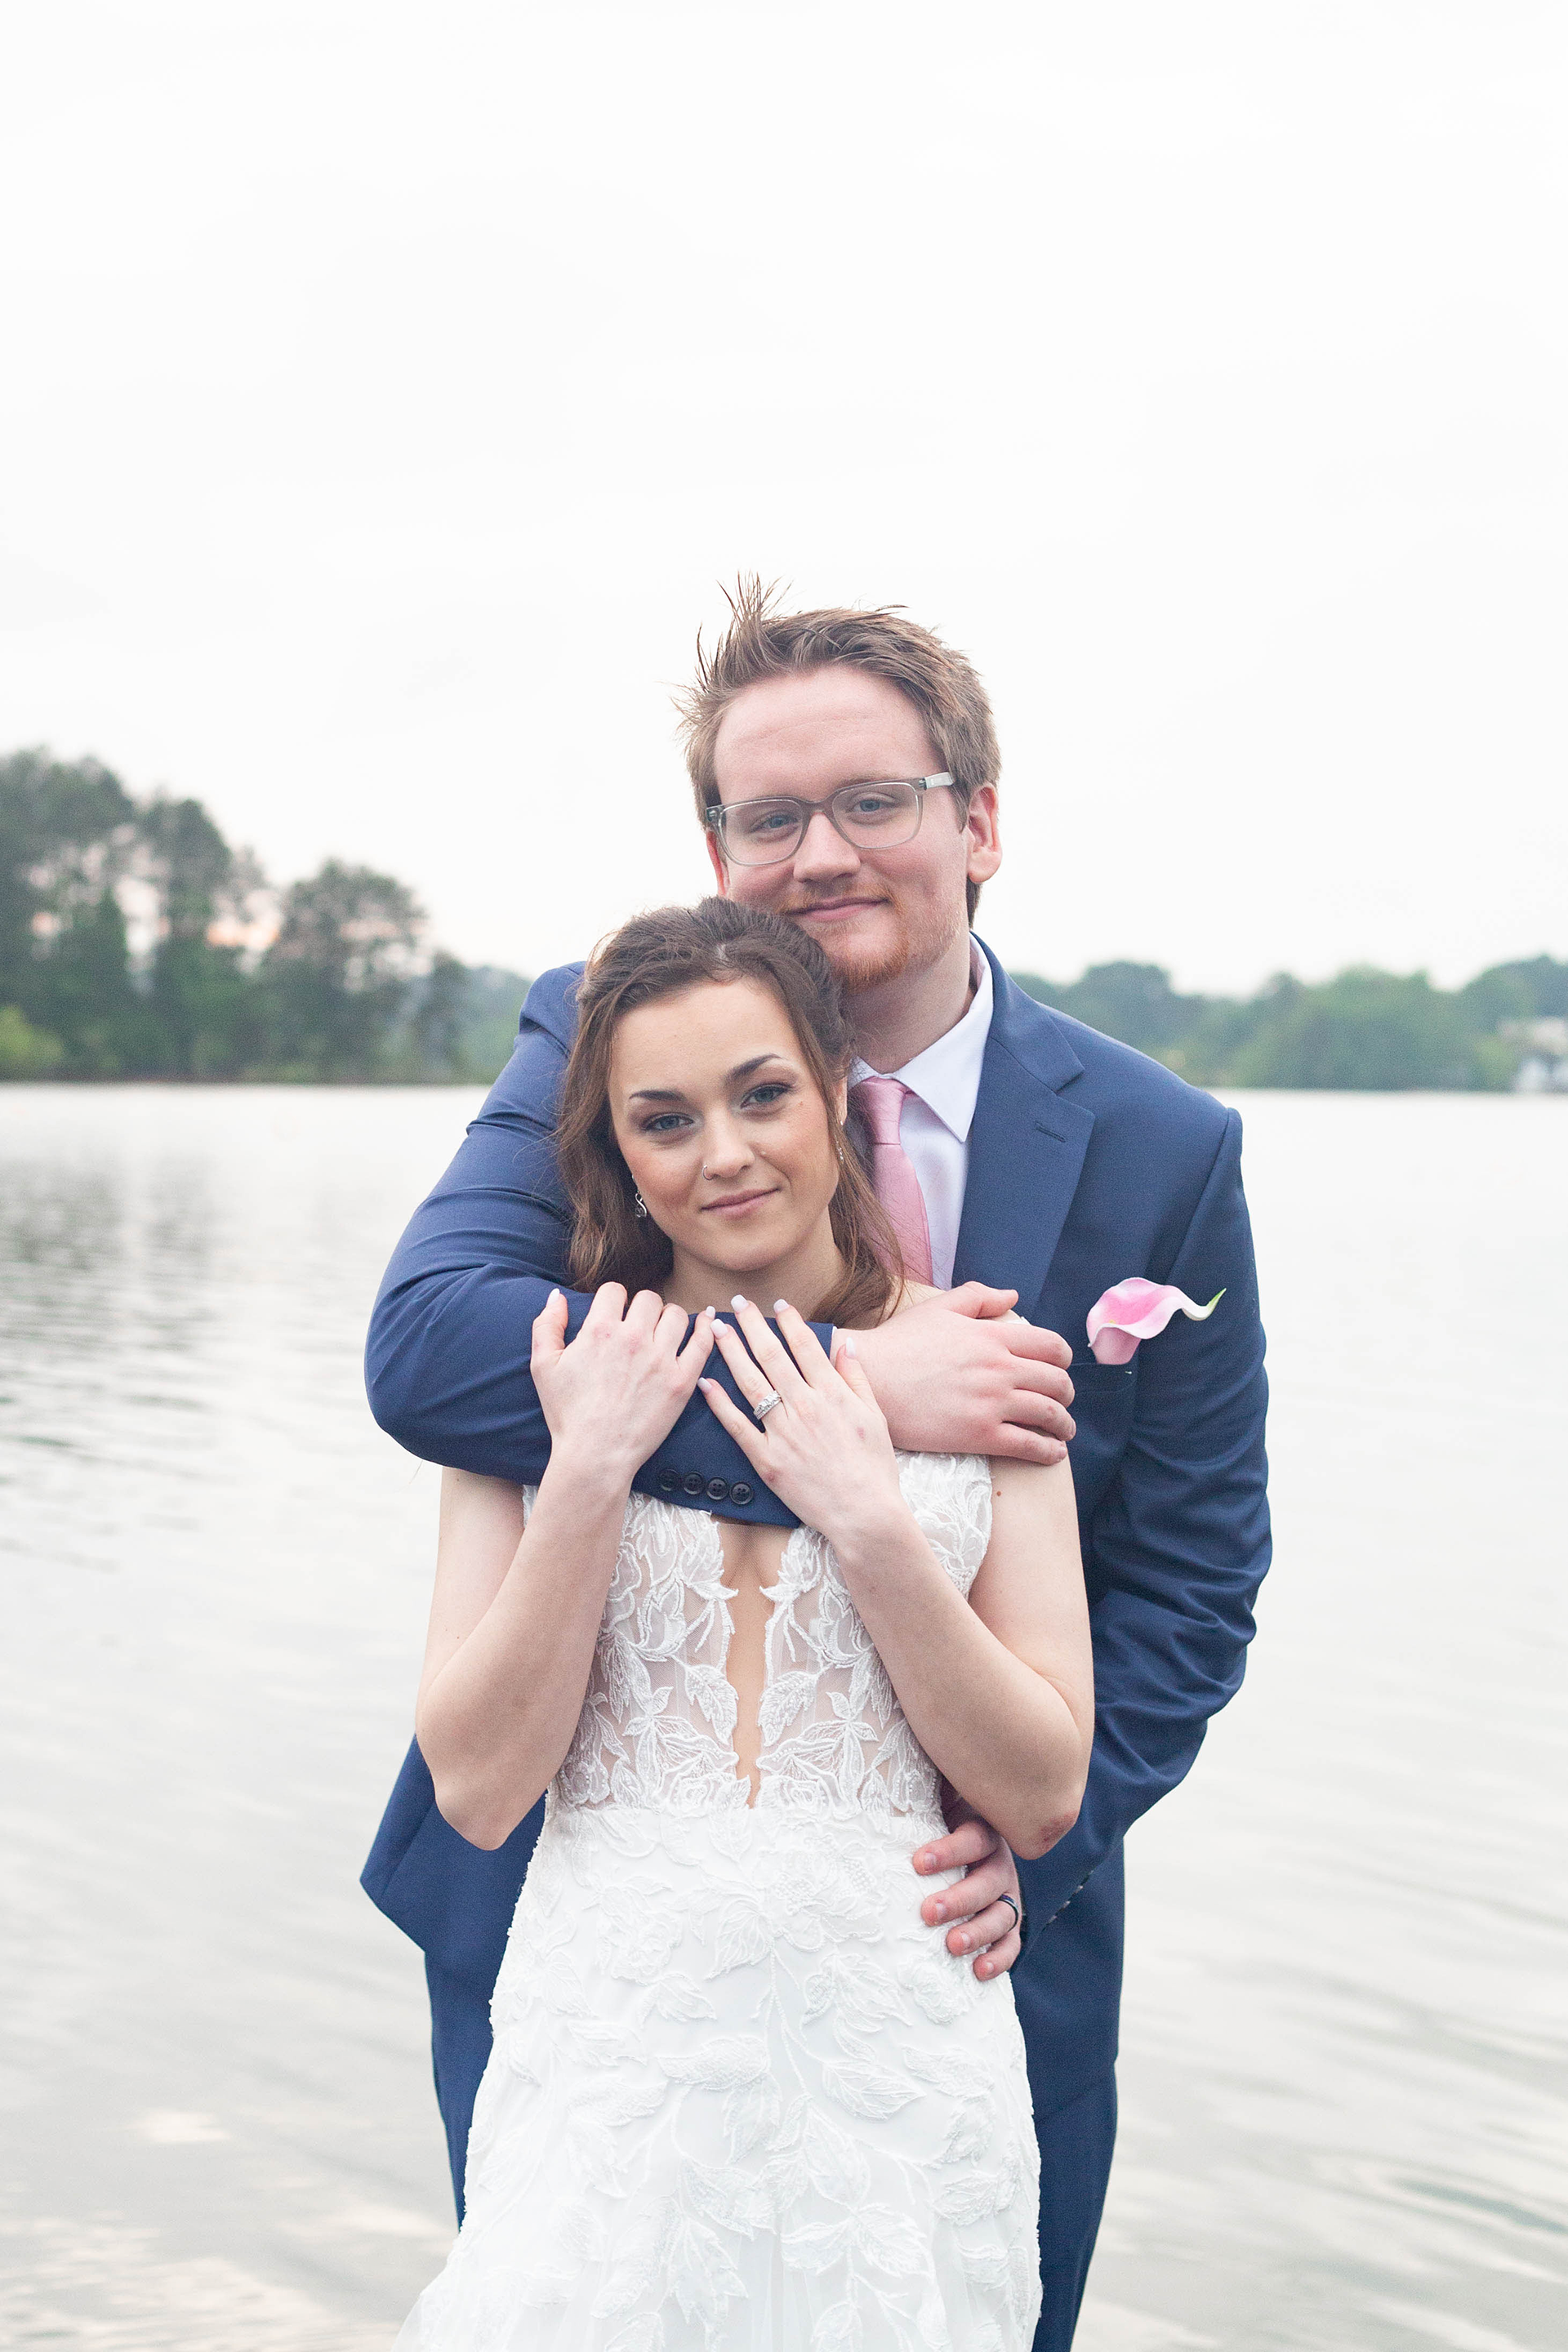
[{"xmin": 720, "ymin": 782, "xmax": 923, "ymax": 866}]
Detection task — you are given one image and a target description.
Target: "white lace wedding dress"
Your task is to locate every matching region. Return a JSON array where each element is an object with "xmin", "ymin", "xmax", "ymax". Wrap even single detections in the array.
[{"xmin": 396, "ymin": 1452, "xmax": 1040, "ymax": 2351}]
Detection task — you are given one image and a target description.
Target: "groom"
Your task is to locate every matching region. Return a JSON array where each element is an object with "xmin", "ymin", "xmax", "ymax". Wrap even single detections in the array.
[{"xmin": 363, "ymin": 587, "xmax": 1270, "ymax": 2349}]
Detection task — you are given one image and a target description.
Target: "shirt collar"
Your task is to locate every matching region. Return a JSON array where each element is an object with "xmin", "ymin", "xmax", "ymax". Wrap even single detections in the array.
[{"xmin": 851, "ymin": 941, "xmax": 994, "ymax": 1143}]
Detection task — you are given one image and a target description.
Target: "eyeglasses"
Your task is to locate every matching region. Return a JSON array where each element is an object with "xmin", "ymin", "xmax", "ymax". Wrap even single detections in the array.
[{"xmin": 705, "ymin": 773, "xmax": 956, "ymax": 867}]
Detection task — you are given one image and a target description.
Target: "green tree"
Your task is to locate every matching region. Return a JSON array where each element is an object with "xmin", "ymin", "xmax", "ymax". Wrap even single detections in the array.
[
  {"xmin": 0, "ymin": 1004, "xmax": 63, "ymax": 1076},
  {"xmin": 136, "ymin": 798, "xmax": 268, "ymax": 1076},
  {"xmin": 1227, "ymin": 968, "xmax": 1482, "ymax": 1089},
  {"xmin": 260, "ymin": 860, "xmax": 425, "ymax": 1077},
  {"xmin": 458, "ymin": 965, "xmax": 532, "ymax": 1082},
  {"xmin": 410, "ymin": 950, "xmax": 473, "ymax": 1077},
  {"xmin": 146, "ymin": 935, "xmax": 265, "ymax": 1076},
  {"xmin": 1010, "ymin": 960, "xmax": 1250, "ymax": 1078},
  {"xmin": 137, "ymin": 795, "xmax": 234, "ymax": 940},
  {"xmin": 0, "ymin": 751, "xmax": 137, "ymax": 1054},
  {"xmin": 1012, "ymin": 962, "xmax": 1205, "ymax": 1058},
  {"xmin": 30, "ymin": 886, "xmax": 145, "ymax": 1073},
  {"xmin": 1458, "ymin": 955, "xmax": 1568, "ymax": 1030}
]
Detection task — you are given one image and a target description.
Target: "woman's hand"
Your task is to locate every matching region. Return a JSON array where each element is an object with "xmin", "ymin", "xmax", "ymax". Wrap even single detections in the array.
[
  {"xmin": 531, "ymin": 1284, "xmax": 715, "ymax": 1482},
  {"xmin": 698, "ymin": 1299, "xmax": 909, "ymax": 1551}
]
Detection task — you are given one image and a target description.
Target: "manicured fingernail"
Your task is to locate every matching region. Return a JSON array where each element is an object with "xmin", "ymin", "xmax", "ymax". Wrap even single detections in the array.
[
  {"xmin": 841, "ymin": 1333, "xmax": 857, "ymax": 1356},
  {"xmin": 548, "ymin": 1286, "xmax": 564, "ymax": 1303},
  {"xmin": 773, "ymin": 1299, "xmax": 788, "ymax": 1314},
  {"xmin": 731, "ymin": 1294, "xmax": 748, "ymax": 1311},
  {"xmin": 703, "ymin": 1303, "xmax": 719, "ymax": 1318}
]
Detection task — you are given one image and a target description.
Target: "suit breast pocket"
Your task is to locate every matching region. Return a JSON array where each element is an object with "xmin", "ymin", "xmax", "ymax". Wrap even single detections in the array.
[{"xmin": 1066, "ymin": 1357, "xmax": 1137, "ymax": 1503}]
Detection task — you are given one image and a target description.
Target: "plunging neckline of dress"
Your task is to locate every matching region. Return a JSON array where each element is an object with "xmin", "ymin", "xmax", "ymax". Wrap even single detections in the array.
[
  {"xmin": 678, "ymin": 1508, "xmax": 821, "ymax": 1813},
  {"xmin": 546, "ymin": 1452, "xmax": 996, "ymax": 1825},
  {"xmin": 710, "ymin": 1514, "xmax": 792, "ymax": 1808}
]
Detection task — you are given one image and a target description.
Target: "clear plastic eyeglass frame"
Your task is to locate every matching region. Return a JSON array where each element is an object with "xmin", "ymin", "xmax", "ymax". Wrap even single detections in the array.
[{"xmin": 705, "ymin": 773, "xmax": 956, "ymax": 867}]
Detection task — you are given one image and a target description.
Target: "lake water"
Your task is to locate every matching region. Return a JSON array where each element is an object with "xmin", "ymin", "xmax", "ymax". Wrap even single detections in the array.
[{"xmin": 0, "ymin": 1085, "xmax": 1563, "ymax": 2351}]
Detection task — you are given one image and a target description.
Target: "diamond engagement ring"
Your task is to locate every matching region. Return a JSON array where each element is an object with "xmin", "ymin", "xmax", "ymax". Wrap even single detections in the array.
[{"xmin": 752, "ymin": 1389, "xmax": 784, "ymax": 1426}]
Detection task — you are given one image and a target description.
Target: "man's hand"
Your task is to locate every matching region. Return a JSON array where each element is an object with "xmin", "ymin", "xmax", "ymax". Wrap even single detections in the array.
[
  {"xmin": 852, "ymin": 1284, "xmax": 1075, "ymax": 1464},
  {"xmin": 913, "ymin": 1815, "xmax": 1025, "ymax": 1980}
]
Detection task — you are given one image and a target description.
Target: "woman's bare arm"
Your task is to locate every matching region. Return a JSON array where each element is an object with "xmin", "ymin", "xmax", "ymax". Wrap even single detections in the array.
[
  {"xmin": 830, "ymin": 1454, "xmax": 1091, "ymax": 1858},
  {"xmin": 415, "ymin": 1284, "xmax": 714, "ymax": 1850},
  {"xmin": 415, "ymin": 1460, "xmax": 630, "ymax": 1850}
]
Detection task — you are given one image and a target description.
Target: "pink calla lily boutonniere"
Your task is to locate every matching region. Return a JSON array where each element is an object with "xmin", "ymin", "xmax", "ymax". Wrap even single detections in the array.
[{"xmin": 1086, "ymin": 1277, "xmax": 1226, "ymax": 1365}]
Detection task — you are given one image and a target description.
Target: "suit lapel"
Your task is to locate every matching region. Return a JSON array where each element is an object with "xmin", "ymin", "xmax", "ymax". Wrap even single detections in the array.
[{"xmin": 953, "ymin": 947, "xmax": 1094, "ymax": 1313}]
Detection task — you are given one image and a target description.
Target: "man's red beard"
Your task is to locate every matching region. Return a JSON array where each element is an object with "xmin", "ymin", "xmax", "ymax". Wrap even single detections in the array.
[{"xmin": 776, "ymin": 893, "xmax": 965, "ymax": 1000}]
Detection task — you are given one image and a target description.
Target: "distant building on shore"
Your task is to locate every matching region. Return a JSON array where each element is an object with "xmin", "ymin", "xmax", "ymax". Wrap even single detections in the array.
[{"xmin": 1506, "ymin": 1018, "xmax": 1568, "ymax": 1093}]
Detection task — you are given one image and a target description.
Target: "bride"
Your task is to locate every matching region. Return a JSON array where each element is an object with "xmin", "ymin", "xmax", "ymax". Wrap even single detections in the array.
[{"xmin": 396, "ymin": 898, "xmax": 1093, "ymax": 2351}]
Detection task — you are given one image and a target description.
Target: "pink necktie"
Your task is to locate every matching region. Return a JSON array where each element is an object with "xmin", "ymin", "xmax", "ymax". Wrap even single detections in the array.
[{"xmin": 852, "ymin": 1076, "xmax": 933, "ymax": 1285}]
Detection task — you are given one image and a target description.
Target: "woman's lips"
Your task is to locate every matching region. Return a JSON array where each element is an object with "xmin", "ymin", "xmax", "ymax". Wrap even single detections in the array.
[{"xmin": 701, "ymin": 1188, "xmax": 778, "ymax": 1217}]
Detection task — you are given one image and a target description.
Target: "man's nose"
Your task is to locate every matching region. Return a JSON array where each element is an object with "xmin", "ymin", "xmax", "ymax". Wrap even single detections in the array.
[{"xmin": 791, "ymin": 806, "xmax": 859, "ymax": 885}]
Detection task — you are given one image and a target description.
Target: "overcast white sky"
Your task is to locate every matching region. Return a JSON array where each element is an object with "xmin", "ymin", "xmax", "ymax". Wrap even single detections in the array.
[{"xmin": 2, "ymin": 2, "xmax": 1563, "ymax": 992}]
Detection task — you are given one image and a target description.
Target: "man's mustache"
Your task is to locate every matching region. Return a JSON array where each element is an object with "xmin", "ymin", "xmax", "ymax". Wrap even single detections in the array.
[{"xmin": 775, "ymin": 892, "xmax": 892, "ymax": 916}]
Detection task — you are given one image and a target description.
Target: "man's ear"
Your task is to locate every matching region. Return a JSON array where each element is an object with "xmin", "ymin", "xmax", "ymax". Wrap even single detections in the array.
[
  {"xmin": 704, "ymin": 826, "xmax": 731, "ymax": 896},
  {"xmin": 964, "ymin": 784, "xmax": 1002, "ymax": 889}
]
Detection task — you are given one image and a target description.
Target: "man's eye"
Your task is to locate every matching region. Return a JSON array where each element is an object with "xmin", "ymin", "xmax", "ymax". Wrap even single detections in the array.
[{"xmin": 846, "ymin": 791, "xmax": 899, "ymax": 814}]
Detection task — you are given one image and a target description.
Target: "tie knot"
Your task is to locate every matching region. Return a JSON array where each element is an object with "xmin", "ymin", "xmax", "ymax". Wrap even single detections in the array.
[{"xmin": 852, "ymin": 1074, "xmax": 910, "ymax": 1147}]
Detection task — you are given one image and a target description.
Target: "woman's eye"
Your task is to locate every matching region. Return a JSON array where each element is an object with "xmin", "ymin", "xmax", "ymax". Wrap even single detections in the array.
[
  {"xmin": 743, "ymin": 1083, "xmax": 791, "ymax": 1109},
  {"xmin": 643, "ymin": 1112, "xmax": 691, "ymax": 1135}
]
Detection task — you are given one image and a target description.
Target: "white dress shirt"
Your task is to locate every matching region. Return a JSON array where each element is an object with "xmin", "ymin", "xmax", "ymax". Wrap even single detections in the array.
[{"xmin": 850, "ymin": 944, "xmax": 993, "ymax": 1290}]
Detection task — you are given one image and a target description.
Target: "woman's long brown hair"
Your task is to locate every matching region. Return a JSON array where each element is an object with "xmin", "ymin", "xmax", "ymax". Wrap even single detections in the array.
[{"xmin": 555, "ymin": 898, "xmax": 901, "ymax": 1330}]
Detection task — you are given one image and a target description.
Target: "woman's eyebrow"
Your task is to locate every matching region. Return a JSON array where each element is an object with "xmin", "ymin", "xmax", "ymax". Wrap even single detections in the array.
[{"xmin": 626, "ymin": 1053, "xmax": 790, "ymax": 1105}]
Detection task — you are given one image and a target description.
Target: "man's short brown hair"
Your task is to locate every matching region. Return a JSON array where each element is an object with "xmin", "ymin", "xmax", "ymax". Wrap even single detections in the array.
[{"xmin": 675, "ymin": 577, "xmax": 1000, "ymax": 922}]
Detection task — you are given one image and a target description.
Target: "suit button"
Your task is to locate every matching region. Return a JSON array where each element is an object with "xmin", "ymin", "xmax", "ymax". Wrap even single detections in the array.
[
  {"xmin": 706, "ymin": 1477, "xmax": 730, "ymax": 1503},
  {"xmin": 730, "ymin": 1481, "xmax": 755, "ymax": 1507},
  {"xmin": 682, "ymin": 1472, "xmax": 706, "ymax": 1497},
  {"xmin": 657, "ymin": 1472, "xmax": 678, "ymax": 1494}
]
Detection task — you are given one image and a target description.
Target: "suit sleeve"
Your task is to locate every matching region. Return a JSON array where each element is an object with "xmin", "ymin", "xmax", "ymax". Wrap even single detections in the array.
[
  {"xmin": 1017, "ymin": 1106, "xmax": 1271, "ymax": 1936},
  {"xmin": 363, "ymin": 970, "xmax": 804, "ymax": 1524}
]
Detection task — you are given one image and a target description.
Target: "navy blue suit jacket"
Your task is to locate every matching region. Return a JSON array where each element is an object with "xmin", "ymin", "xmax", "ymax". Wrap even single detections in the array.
[{"xmin": 362, "ymin": 938, "xmax": 1270, "ymax": 2112}]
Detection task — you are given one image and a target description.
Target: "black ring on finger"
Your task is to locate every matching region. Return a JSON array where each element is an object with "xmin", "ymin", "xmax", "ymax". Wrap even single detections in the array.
[{"xmin": 996, "ymin": 1895, "xmax": 1020, "ymax": 1931}]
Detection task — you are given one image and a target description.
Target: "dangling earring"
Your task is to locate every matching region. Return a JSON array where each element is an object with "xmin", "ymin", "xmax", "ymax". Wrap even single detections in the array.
[{"xmin": 633, "ymin": 1190, "xmax": 648, "ymax": 1218}]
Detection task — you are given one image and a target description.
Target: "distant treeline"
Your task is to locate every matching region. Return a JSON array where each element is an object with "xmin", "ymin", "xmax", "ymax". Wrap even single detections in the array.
[
  {"xmin": 4, "ymin": 749, "xmax": 1566, "ymax": 1091},
  {"xmin": 0, "ymin": 751, "xmax": 526, "ymax": 1082},
  {"xmin": 1012, "ymin": 957, "xmax": 1568, "ymax": 1092}
]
